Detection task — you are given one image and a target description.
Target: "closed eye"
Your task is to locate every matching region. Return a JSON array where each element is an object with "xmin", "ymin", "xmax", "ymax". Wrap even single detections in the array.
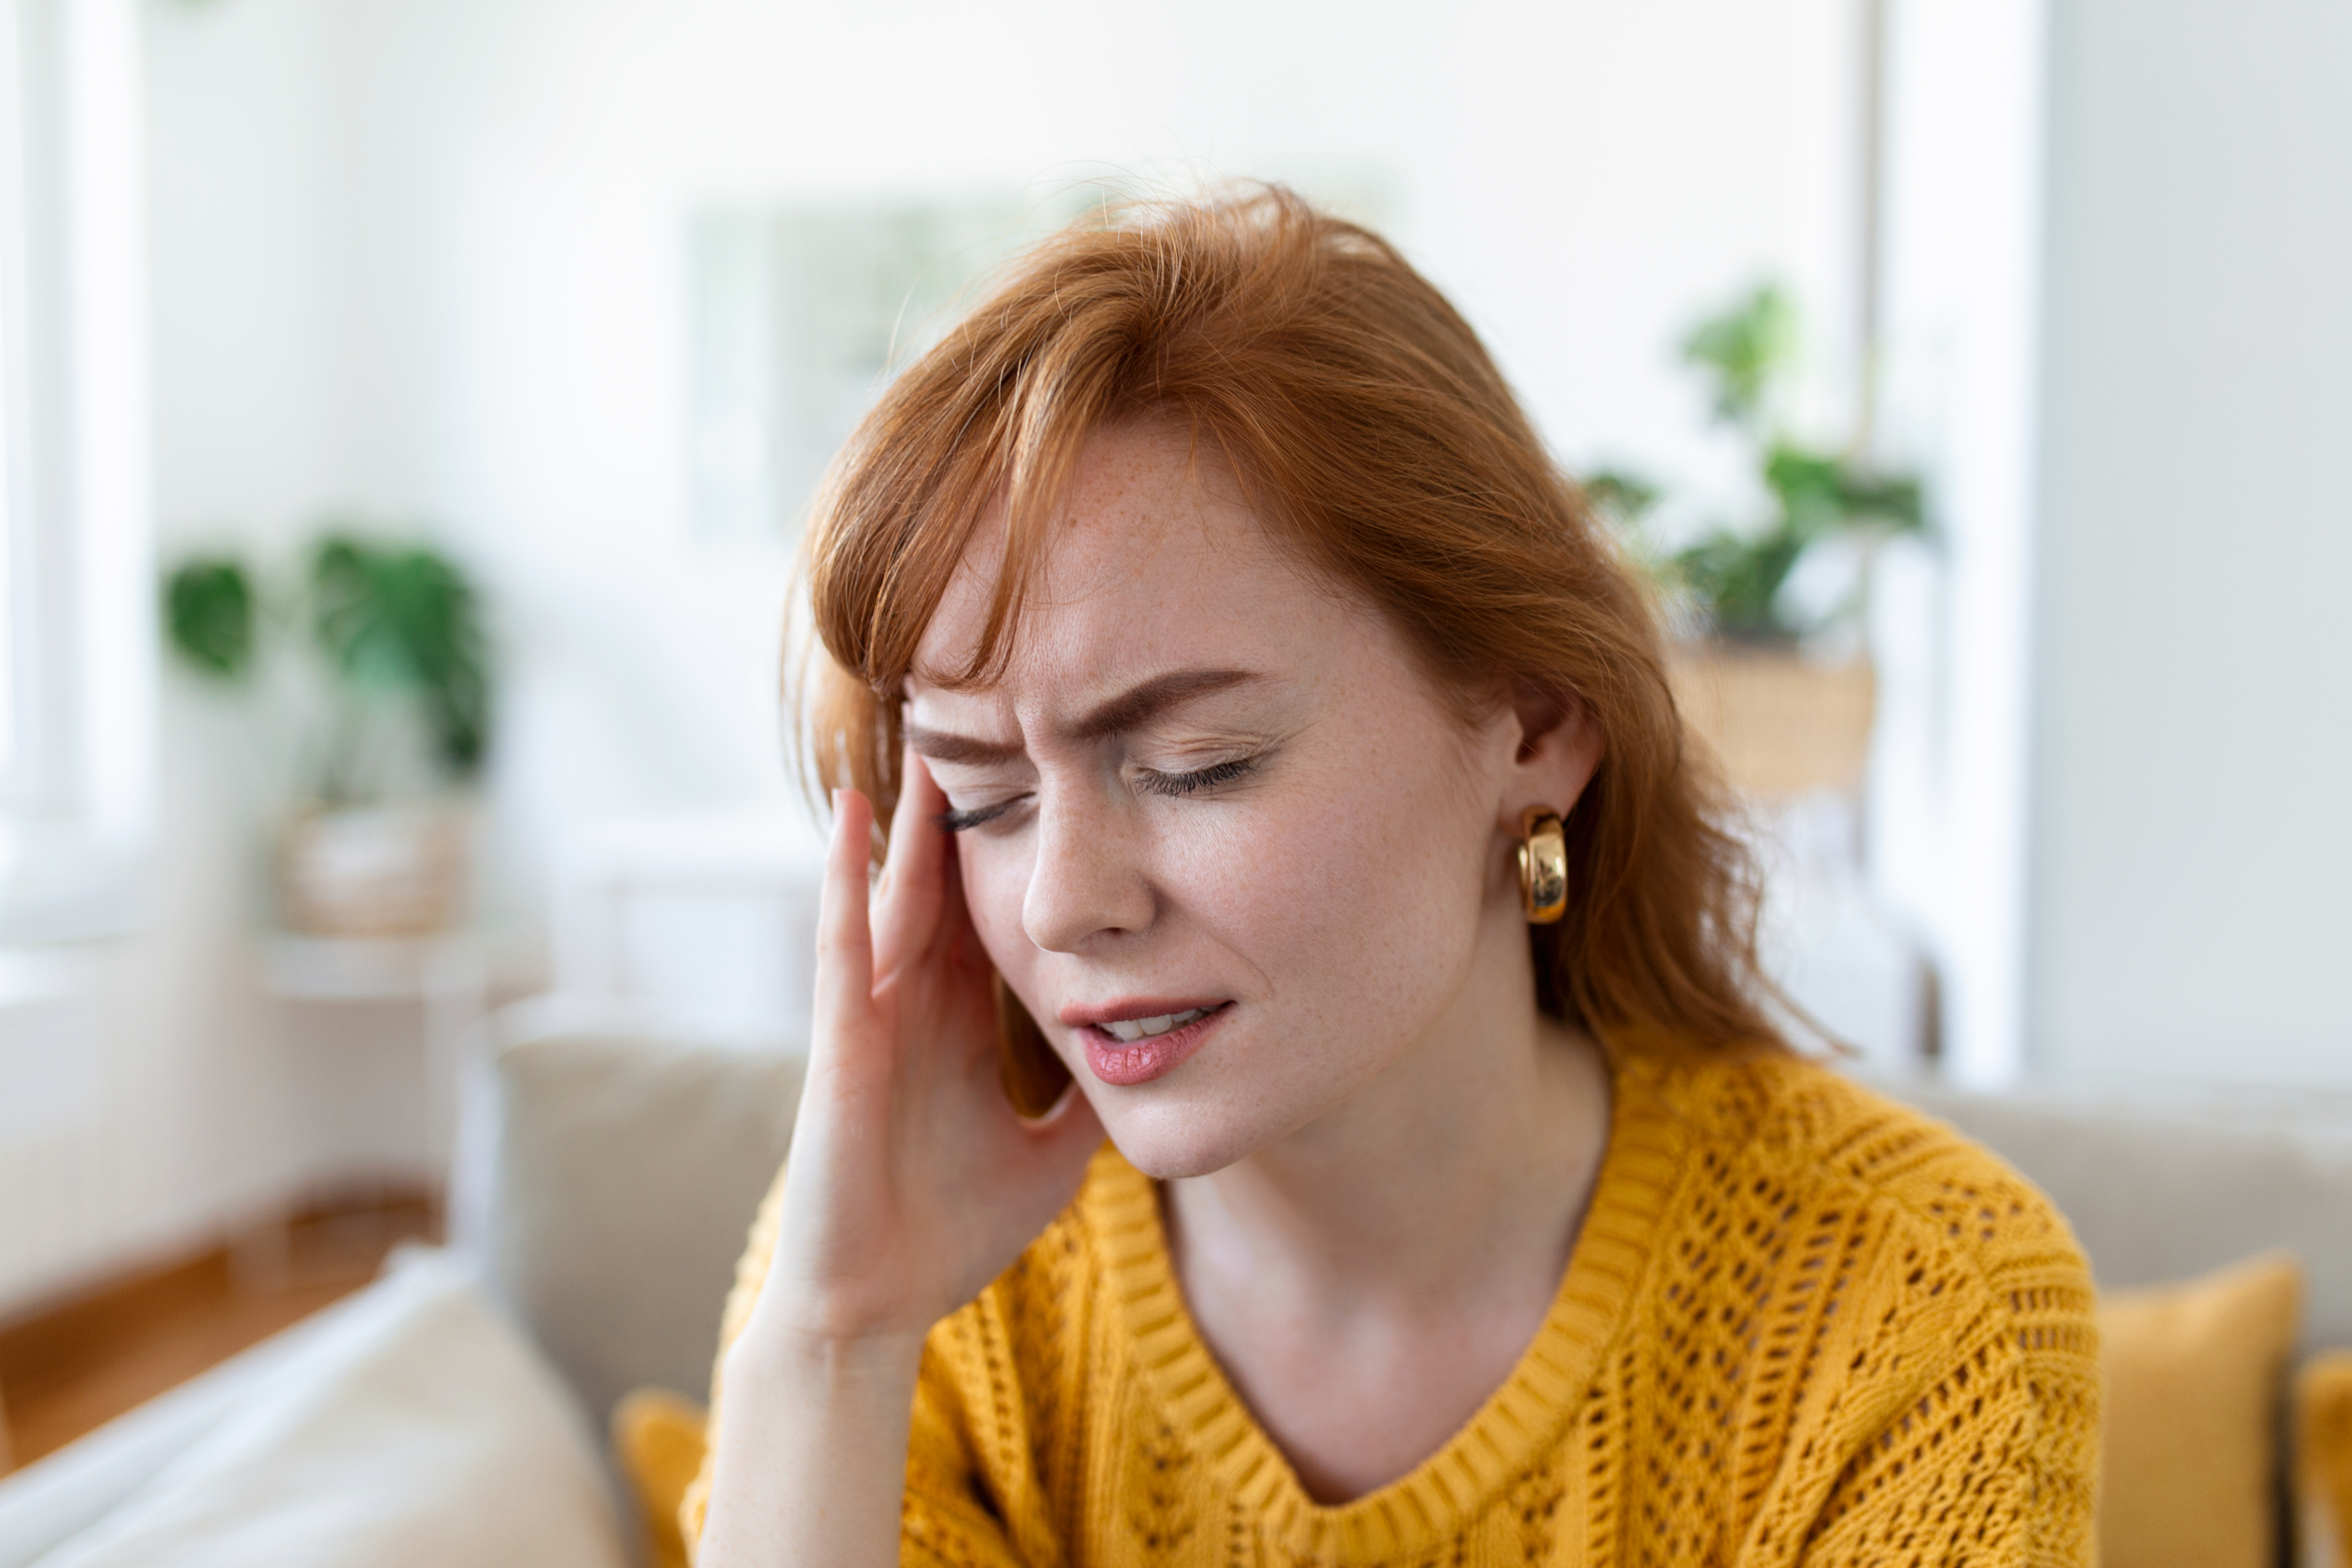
[
  {"xmin": 1138, "ymin": 756, "xmax": 1259, "ymax": 798},
  {"xmin": 935, "ymin": 756, "xmax": 1262, "ymax": 831},
  {"xmin": 935, "ymin": 796, "xmax": 1029, "ymax": 833}
]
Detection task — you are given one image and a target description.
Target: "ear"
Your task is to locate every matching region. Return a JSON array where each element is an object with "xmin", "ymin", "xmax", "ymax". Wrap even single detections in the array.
[{"xmin": 1499, "ymin": 682, "xmax": 1605, "ymax": 835}]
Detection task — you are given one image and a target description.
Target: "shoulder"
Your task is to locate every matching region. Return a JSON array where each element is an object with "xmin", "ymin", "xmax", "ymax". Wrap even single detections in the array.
[
  {"xmin": 1643, "ymin": 1047, "xmax": 2092, "ymax": 1296},
  {"xmin": 1628, "ymin": 1048, "xmax": 2103, "ymax": 1432},
  {"xmin": 1628, "ymin": 1048, "xmax": 2102, "ymax": 1559}
]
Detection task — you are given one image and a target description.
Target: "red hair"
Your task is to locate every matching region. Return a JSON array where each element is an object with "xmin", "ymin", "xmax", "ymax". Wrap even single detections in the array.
[{"xmin": 799, "ymin": 185, "xmax": 1780, "ymax": 1055}]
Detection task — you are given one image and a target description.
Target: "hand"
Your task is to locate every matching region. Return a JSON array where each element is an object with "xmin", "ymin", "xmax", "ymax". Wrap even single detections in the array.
[{"xmin": 744, "ymin": 746, "xmax": 1105, "ymax": 1353}]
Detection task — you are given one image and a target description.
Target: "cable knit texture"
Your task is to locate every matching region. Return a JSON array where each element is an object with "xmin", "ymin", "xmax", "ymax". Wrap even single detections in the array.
[{"xmin": 685, "ymin": 1048, "xmax": 2100, "ymax": 1566}]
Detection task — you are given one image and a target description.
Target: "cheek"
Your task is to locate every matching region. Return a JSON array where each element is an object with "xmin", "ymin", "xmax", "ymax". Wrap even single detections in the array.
[
  {"xmin": 955, "ymin": 836, "xmax": 1038, "ymax": 981},
  {"xmin": 1172, "ymin": 754, "xmax": 1493, "ymax": 1023}
]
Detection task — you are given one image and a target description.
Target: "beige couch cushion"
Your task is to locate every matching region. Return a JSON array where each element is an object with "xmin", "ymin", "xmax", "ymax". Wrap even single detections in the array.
[
  {"xmin": 451, "ymin": 1007, "xmax": 803, "ymax": 1428},
  {"xmin": 1884, "ymin": 1078, "xmax": 2352, "ymax": 1354}
]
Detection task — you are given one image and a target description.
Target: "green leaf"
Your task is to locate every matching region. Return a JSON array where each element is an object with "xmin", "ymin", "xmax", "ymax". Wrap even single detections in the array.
[
  {"xmin": 1763, "ymin": 444, "xmax": 1850, "ymax": 543},
  {"xmin": 1673, "ymin": 526, "xmax": 1807, "ymax": 642},
  {"xmin": 1681, "ymin": 283, "xmax": 1796, "ymax": 431},
  {"xmin": 308, "ymin": 532, "xmax": 492, "ymax": 777},
  {"xmin": 1834, "ymin": 467, "xmax": 1924, "ymax": 531},
  {"xmin": 1582, "ymin": 468, "xmax": 1661, "ymax": 523},
  {"xmin": 162, "ymin": 558, "xmax": 255, "ymax": 679},
  {"xmin": 1763, "ymin": 441, "xmax": 1927, "ymax": 540}
]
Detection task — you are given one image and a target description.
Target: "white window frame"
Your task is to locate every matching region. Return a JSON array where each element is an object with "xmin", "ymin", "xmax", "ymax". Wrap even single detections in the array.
[{"xmin": 0, "ymin": 0, "xmax": 153, "ymax": 942}]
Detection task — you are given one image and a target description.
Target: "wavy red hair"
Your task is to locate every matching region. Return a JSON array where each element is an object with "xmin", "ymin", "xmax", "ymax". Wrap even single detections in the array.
[{"xmin": 798, "ymin": 185, "xmax": 1780, "ymax": 1055}]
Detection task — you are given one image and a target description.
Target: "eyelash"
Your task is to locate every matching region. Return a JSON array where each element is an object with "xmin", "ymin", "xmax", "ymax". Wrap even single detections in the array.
[
  {"xmin": 932, "ymin": 756, "xmax": 1261, "ymax": 834},
  {"xmin": 934, "ymin": 800, "xmax": 1018, "ymax": 834},
  {"xmin": 1141, "ymin": 756, "xmax": 1257, "ymax": 797}
]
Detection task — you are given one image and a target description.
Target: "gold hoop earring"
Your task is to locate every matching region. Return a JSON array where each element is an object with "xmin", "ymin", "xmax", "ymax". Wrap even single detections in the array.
[{"xmin": 1518, "ymin": 807, "xmax": 1568, "ymax": 925}]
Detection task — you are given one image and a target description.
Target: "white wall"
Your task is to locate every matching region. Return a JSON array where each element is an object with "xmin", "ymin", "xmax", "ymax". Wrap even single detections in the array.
[
  {"xmin": 1864, "ymin": 0, "xmax": 2049, "ymax": 1087},
  {"xmin": 2029, "ymin": 0, "xmax": 2352, "ymax": 1085}
]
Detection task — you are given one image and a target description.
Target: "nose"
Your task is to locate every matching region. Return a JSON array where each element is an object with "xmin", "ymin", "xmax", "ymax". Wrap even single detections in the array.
[{"xmin": 1021, "ymin": 783, "xmax": 1156, "ymax": 953}]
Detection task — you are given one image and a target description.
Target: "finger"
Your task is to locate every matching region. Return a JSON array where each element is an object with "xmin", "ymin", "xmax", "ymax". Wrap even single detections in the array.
[
  {"xmin": 929, "ymin": 820, "xmax": 987, "ymax": 976},
  {"xmin": 871, "ymin": 746, "xmax": 950, "ymax": 979},
  {"xmin": 812, "ymin": 788, "xmax": 877, "ymax": 1067}
]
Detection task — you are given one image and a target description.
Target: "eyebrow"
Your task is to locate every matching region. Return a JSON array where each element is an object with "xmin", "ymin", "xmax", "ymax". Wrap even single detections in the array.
[{"xmin": 905, "ymin": 667, "xmax": 1265, "ymax": 766}]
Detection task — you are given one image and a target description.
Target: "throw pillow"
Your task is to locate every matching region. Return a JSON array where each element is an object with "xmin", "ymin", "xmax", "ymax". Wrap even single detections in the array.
[
  {"xmin": 2096, "ymin": 1251, "xmax": 2304, "ymax": 1568},
  {"xmin": 2301, "ymin": 1352, "xmax": 2352, "ymax": 1568},
  {"xmin": 29, "ymin": 1251, "xmax": 626, "ymax": 1568},
  {"xmin": 613, "ymin": 1388, "xmax": 707, "ymax": 1568}
]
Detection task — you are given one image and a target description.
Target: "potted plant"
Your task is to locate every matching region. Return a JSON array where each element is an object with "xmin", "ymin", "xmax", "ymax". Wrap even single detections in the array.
[
  {"xmin": 1591, "ymin": 286, "xmax": 1924, "ymax": 797},
  {"xmin": 163, "ymin": 530, "xmax": 492, "ymax": 938}
]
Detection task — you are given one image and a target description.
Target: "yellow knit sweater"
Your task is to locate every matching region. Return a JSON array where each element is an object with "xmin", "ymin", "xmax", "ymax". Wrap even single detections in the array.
[{"xmin": 687, "ymin": 1048, "xmax": 2101, "ymax": 1566}]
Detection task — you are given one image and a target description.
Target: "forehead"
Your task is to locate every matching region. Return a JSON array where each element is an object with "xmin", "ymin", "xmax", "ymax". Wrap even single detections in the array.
[{"xmin": 907, "ymin": 422, "xmax": 1360, "ymax": 709}]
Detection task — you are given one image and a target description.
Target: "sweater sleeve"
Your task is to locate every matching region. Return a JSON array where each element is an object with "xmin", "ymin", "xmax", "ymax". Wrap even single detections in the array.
[
  {"xmin": 899, "ymin": 1357, "xmax": 1034, "ymax": 1568},
  {"xmin": 1784, "ymin": 1175, "xmax": 2104, "ymax": 1567},
  {"xmin": 679, "ymin": 1158, "xmax": 1032, "ymax": 1568}
]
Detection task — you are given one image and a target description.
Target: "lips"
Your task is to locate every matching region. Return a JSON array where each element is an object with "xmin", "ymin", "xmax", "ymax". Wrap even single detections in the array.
[{"xmin": 1071, "ymin": 1002, "xmax": 1230, "ymax": 1087}]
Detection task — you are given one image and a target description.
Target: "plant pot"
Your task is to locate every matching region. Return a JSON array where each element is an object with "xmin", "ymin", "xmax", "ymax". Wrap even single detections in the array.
[
  {"xmin": 278, "ymin": 805, "xmax": 467, "ymax": 939},
  {"xmin": 1666, "ymin": 642, "xmax": 1875, "ymax": 799}
]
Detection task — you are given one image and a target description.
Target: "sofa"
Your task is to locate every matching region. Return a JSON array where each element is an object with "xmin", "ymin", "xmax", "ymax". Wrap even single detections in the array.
[{"xmin": 3, "ymin": 1005, "xmax": 2348, "ymax": 1566}]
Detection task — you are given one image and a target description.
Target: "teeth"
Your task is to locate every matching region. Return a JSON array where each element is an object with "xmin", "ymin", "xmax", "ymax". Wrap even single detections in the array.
[{"xmin": 1101, "ymin": 1006, "xmax": 1209, "ymax": 1045}]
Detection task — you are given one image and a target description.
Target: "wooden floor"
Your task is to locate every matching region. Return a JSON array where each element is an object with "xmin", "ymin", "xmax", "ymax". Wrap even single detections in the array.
[{"xmin": 0, "ymin": 1191, "xmax": 438, "ymax": 1476}]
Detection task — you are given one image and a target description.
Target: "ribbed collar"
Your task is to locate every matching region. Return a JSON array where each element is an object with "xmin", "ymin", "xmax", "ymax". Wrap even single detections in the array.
[{"xmin": 1082, "ymin": 1051, "xmax": 1690, "ymax": 1561}]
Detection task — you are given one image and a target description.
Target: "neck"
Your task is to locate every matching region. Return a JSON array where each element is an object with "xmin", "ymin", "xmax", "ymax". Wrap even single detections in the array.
[{"xmin": 1162, "ymin": 899, "xmax": 1612, "ymax": 1312}]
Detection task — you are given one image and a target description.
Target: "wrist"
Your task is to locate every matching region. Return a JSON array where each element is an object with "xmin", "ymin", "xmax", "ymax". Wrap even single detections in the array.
[
  {"xmin": 699, "ymin": 1316, "xmax": 921, "ymax": 1568},
  {"xmin": 726, "ymin": 1318, "xmax": 928, "ymax": 1395}
]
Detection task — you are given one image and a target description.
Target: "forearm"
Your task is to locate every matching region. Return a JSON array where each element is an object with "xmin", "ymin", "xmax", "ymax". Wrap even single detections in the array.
[{"xmin": 695, "ymin": 1328, "xmax": 927, "ymax": 1568}]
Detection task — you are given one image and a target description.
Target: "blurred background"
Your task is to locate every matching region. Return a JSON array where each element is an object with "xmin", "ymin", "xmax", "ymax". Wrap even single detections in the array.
[{"xmin": 0, "ymin": 0, "xmax": 2346, "ymax": 1473}]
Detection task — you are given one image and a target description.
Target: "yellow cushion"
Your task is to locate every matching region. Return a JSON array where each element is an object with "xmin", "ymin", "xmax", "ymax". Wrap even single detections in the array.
[
  {"xmin": 2096, "ymin": 1251, "xmax": 2304, "ymax": 1568},
  {"xmin": 2302, "ymin": 1353, "xmax": 2352, "ymax": 1568},
  {"xmin": 613, "ymin": 1387, "xmax": 709, "ymax": 1568}
]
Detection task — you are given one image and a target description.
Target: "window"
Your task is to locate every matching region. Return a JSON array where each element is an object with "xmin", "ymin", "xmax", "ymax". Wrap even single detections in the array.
[
  {"xmin": 0, "ymin": 0, "xmax": 42, "ymax": 791},
  {"xmin": 0, "ymin": 0, "xmax": 152, "ymax": 939}
]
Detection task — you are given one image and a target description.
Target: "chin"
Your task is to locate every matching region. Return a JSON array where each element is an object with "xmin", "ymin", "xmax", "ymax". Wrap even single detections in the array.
[
  {"xmin": 1082, "ymin": 1090, "xmax": 1295, "ymax": 1181},
  {"xmin": 1083, "ymin": 1056, "xmax": 1373, "ymax": 1179}
]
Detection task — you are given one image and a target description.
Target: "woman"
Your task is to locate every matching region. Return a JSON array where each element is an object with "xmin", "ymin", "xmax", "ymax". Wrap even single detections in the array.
[{"xmin": 686, "ymin": 187, "xmax": 2099, "ymax": 1566}]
